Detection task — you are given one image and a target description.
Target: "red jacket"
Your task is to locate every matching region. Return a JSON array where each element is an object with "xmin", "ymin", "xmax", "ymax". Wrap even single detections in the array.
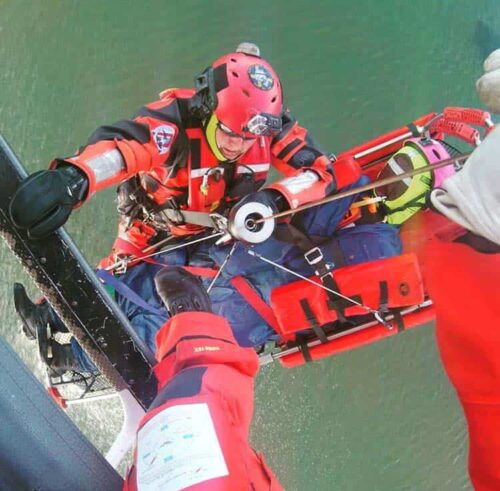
[
  {"xmin": 53, "ymin": 88, "xmax": 355, "ymax": 254},
  {"xmin": 124, "ymin": 312, "xmax": 283, "ymax": 491},
  {"xmin": 424, "ymin": 239, "xmax": 500, "ymax": 491}
]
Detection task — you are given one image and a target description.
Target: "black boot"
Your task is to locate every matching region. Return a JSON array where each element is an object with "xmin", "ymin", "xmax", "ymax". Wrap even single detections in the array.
[
  {"xmin": 35, "ymin": 319, "xmax": 80, "ymax": 376},
  {"xmin": 47, "ymin": 343, "xmax": 81, "ymax": 377},
  {"xmin": 13, "ymin": 283, "xmax": 68, "ymax": 340},
  {"xmin": 154, "ymin": 267, "xmax": 212, "ymax": 315}
]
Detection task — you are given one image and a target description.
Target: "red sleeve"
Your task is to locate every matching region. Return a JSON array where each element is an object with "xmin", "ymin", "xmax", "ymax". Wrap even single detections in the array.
[
  {"xmin": 50, "ymin": 97, "xmax": 181, "ymax": 200},
  {"xmin": 267, "ymin": 114, "xmax": 361, "ymax": 208}
]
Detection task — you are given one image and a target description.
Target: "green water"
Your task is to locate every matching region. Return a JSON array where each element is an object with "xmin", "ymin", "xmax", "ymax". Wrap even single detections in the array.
[{"xmin": 1, "ymin": 1, "xmax": 499, "ymax": 489}]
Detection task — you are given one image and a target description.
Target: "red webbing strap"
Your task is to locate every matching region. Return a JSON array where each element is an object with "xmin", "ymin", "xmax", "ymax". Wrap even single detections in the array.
[
  {"xmin": 113, "ymin": 240, "xmax": 221, "ymax": 277},
  {"xmin": 183, "ymin": 266, "xmax": 218, "ymax": 278},
  {"xmin": 113, "ymin": 237, "xmax": 158, "ymax": 265},
  {"xmin": 230, "ymin": 276, "xmax": 280, "ymax": 331}
]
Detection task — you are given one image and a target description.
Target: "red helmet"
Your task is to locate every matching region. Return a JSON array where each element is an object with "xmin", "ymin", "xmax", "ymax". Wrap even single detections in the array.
[{"xmin": 191, "ymin": 43, "xmax": 283, "ymax": 138}]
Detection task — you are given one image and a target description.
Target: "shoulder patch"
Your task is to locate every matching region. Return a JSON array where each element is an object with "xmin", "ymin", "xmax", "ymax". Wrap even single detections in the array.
[
  {"xmin": 248, "ymin": 64, "xmax": 274, "ymax": 91},
  {"xmin": 152, "ymin": 124, "xmax": 176, "ymax": 155}
]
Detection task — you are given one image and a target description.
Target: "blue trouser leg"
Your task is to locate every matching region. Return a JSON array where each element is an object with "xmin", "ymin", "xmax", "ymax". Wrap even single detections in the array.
[{"xmin": 71, "ymin": 249, "xmax": 186, "ymax": 371}]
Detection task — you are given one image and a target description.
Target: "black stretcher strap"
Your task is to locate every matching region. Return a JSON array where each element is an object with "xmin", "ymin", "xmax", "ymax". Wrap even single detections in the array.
[
  {"xmin": 407, "ymin": 122, "xmax": 421, "ymax": 137},
  {"xmin": 296, "ymin": 334, "xmax": 313, "ymax": 363},
  {"xmin": 379, "ymin": 281, "xmax": 389, "ymax": 314},
  {"xmin": 300, "ymin": 298, "xmax": 328, "ymax": 344},
  {"xmin": 391, "ymin": 309, "xmax": 405, "ymax": 332}
]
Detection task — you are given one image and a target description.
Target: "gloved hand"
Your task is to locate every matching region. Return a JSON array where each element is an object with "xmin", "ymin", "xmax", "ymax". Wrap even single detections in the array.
[
  {"xmin": 9, "ymin": 165, "xmax": 88, "ymax": 239},
  {"xmin": 228, "ymin": 189, "xmax": 288, "ymax": 244}
]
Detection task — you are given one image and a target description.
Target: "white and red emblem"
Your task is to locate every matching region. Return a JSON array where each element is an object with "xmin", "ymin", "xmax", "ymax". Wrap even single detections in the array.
[{"xmin": 152, "ymin": 124, "xmax": 176, "ymax": 155}]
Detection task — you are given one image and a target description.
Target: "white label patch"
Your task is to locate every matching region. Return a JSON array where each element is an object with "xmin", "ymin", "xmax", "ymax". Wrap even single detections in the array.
[
  {"xmin": 152, "ymin": 124, "xmax": 175, "ymax": 155},
  {"xmin": 279, "ymin": 170, "xmax": 319, "ymax": 197},
  {"xmin": 136, "ymin": 403, "xmax": 229, "ymax": 491}
]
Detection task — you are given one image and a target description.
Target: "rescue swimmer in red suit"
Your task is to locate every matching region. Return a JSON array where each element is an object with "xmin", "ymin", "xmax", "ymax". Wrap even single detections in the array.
[
  {"xmin": 421, "ymin": 85, "xmax": 500, "ymax": 491},
  {"xmin": 10, "ymin": 42, "xmax": 401, "ymax": 372},
  {"xmin": 123, "ymin": 266, "xmax": 283, "ymax": 490}
]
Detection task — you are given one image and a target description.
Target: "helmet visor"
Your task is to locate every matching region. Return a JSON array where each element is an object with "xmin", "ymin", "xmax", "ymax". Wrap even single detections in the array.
[{"xmin": 217, "ymin": 121, "xmax": 257, "ymax": 142}]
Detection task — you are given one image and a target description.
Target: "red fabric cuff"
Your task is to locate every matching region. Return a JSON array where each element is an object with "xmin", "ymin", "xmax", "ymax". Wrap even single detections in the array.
[
  {"xmin": 462, "ymin": 401, "xmax": 500, "ymax": 490},
  {"xmin": 155, "ymin": 312, "xmax": 236, "ymax": 362}
]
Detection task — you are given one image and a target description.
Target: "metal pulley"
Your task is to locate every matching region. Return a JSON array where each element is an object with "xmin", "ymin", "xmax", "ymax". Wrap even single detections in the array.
[{"xmin": 228, "ymin": 201, "xmax": 276, "ymax": 244}]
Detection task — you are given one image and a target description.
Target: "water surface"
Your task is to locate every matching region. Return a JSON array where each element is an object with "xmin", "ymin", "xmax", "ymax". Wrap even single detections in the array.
[{"xmin": 2, "ymin": 1, "xmax": 498, "ymax": 489}]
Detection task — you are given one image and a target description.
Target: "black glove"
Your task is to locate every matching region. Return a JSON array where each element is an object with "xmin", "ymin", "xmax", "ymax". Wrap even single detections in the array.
[
  {"xmin": 116, "ymin": 178, "xmax": 148, "ymax": 218},
  {"xmin": 228, "ymin": 189, "xmax": 288, "ymax": 244},
  {"xmin": 9, "ymin": 165, "xmax": 88, "ymax": 239}
]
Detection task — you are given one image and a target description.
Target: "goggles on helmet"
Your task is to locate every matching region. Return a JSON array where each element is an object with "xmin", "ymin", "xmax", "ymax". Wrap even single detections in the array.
[
  {"xmin": 217, "ymin": 112, "xmax": 282, "ymax": 141},
  {"xmin": 217, "ymin": 121, "xmax": 256, "ymax": 141},
  {"xmin": 244, "ymin": 113, "xmax": 282, "ymax": 137}
]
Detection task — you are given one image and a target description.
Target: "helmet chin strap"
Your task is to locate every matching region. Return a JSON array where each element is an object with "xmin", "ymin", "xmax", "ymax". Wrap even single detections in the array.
[{"xmin": 204, "ymin": 114, "xmax": 229, "ymax": 162}]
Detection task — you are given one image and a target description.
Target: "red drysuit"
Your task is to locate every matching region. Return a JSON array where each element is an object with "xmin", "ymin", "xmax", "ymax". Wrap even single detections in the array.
[
  {"xmin": 124, "ymin": 311, "xmax": 283, "ymax": 490},
  {"xmin": 424, "ymin": 239, "xmax": 500, "ymax": 491}
]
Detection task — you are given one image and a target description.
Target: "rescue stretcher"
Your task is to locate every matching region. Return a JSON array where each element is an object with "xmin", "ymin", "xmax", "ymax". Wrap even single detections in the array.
[{"xmin": 259, "ymin": 107, "xmax": 492, "ymax": 368}]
